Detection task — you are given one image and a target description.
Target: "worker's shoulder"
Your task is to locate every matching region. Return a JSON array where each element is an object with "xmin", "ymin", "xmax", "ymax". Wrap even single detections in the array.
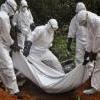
[
  {"xmin": 35, "ymin": 25, "xmax": 45, "ymax": 30},
  {"xmin": 69, "ymin": 15, "xmax": 77, "ymax": 25},
  {"xmin": 33, "ymin": 25, "xmax": 46, "ymax": 35},
  {"xmin": 95, "ymin": 16, "xmax": 100, "ymax": 26},
  {"xmin": 0, "ymin": 11, "xmax": 9, "ymax": 20},
  {"xmin": 71, "ymin": 15, "xmax": 77, "ymax": 21}
]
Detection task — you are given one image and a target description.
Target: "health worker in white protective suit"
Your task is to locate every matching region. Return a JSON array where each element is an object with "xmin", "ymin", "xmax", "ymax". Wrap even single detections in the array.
[
  {"xmin": 12, "ymin": 0, "xmax": 35, "ymax": 50},
  {"xmin": 0, "ymin": 0, "xmax": 20, "ymax": 96},
  {"xmin": 23, "ymin": 19, "xmax": 65, "ymax": 73},
  {"xmin": 77, "ymin": 10, "xmax": 100, "ymax": 95},
  {"xmin": 67, "ymin": 2, "xmax": 88, "ymax": 66}
]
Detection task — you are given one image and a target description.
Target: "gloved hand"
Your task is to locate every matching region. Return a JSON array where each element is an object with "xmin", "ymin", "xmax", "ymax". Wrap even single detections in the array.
[
  {"xmin": 10, "ymin": 42, "xmax": 21, "ymax": 52},
  {"xmin": 89, "ymin": 52, "xmax": 97, "ymax": 61},
  {"xmin": 30, "ymin": 23, "xmax": 35, "ymax": 31},
  {"xmin": 83, "ymin": 59, "xmax": 89, "ymax": 65},
  {"xmin": 15, "ymin": 25, "xmax": 21, "ymax": 33},
  {"xmin": 23, "ymin": 41, "xmax": 32, "ymax": 57},
  {"xmin": 83, "ymin": 51, "xmax": 90, "ymax": 65},
  {"xmin": 67, "ymin": 38, "xmax": 72, "ymax": 52},
  {"xmin": 92, "ymin": 52, "xmax": 97, "ymax": 60},
  {"xmin": 9, "ymin": 15, "xmax": 14, "ymax": 22}
]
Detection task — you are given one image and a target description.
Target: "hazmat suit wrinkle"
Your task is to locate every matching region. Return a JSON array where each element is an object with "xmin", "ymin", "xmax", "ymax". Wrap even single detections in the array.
[
  {"xmin": 87, "ymin": 14, "xmax": 100, "ymax": 91},
  {"xmin": 0, "ymin": 0, "xmax": 19, "ymax": 94},
  {"xmin": 28, "ymin": 24, "xmax": 64, "ymax": 73},
  {"xmin": 12, "ymin": 9, "xmax": 34, "ymax": 49},
  {"xmin": 77, "ymin": 10, "xmax": 100, "ymax": 92},
  {"xmin": 68, "ymin": 15, "xmax": 88, "ymax": 66},
  {"xmin": 67, "ymin": 2, "xmax": 87, "ymax": 66},
  {"xmin": 0, "ymin": 7, "xmax": 14, "ymax": 46},
  {"xmin": 85, "ymin": 12, "xmax": 99, "ymax": 53}
]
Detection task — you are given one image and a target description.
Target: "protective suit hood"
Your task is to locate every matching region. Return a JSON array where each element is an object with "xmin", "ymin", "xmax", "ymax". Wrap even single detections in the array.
[
  {"xmin": 76, "ymin": 2, "xmax": 86, "ymax": 13},
  {"xmin": 6, "ymin": 0, "xmax": 17, "ymax": 11},
  {"xmin": 1, "ymin": 0, "xmax": 17, "ymax": 16},
  {"xmin": 77, "ymin": 10, "xmax": 98, "ymax": 26},
  {"xmin": 46, "ymin": 19, "xmax": 58, "ymax": 31},
  {"xmin": 20, "ymin": 0, "xmax": 28, "ymax": 12},
  {"xmin": 21, "ymin": 0, "xmax": 28, "ymax": 7}
]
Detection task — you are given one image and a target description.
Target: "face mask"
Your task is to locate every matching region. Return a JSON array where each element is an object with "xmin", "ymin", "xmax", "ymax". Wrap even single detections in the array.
[
  {"xmin": 79, "ymin": 20, "xmax": 87, "ymax": 27},
  {"xmin": 8, "ymin": 9, "xmax": 15, "ymax": 16},
  {"xmin": 49, "ymin": 22, "xmax": 58, "ymax": 31},
  {"xmin": 6, "ymin": 2, "xmax": 16, "ymax": 16},
  {"xmin": 79, "ymin": 13, "xmax": 88, "ymax": 27},
  {"xmin": 21, "ymin": 7, "xmax": 27, "ymax": 12}
]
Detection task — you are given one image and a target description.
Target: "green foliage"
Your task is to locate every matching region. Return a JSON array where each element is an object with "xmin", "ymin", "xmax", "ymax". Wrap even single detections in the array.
[
  {"xmin": 28, "ymin": 0, "xmax": 76, "ymax": 26},
  {"xmin": 50, "ymin": 26, "xmax": 75, "ymax": 62},
  {"xmin": 51, "ymin": 32, "xmax": 67, "ymax": 62}
]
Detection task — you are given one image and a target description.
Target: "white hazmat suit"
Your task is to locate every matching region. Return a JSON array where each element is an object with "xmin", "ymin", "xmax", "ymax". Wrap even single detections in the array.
[
  {"xmin": 67, "ymin": 2, "xmax": 88, "ymax": 66},
  {"xmin": 77, "ymin": 10, "xmax": 100, "ymax": 94},
  {"xmin": 13, "ymin": 0, "xmax": 34, "ymax": 49},
  {"xmin": 28, "ymin": 19, "xmax": 64, "ymax": 73},
  {"xmin": 0, "ymin": 0, "xmax": 19, "ymax": 94}
]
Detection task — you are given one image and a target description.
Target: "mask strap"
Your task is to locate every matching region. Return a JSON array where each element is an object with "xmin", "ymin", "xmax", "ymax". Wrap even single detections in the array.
[
  {"xmin": 48, "ymin": 21, "xmax": 54, "ymax": 30},
  {"xmin": 22, "ymin": 6, "xmax": 28, "ymax": 8}
]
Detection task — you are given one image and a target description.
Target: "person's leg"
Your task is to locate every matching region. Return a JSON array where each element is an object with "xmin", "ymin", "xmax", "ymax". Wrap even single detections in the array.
[
  {"xmin": 41, "ymin": 50, "xmax": 64, "ymax": 73},
  {"xmin": 15, "ymin": 70, "xmax": 26, "ymax": 87},
  {"xmin": 75, "ymin": 45, "xmax": 85, "ymax": 67},
  {"xmin": 0, "ymin": 46, "xmax": 19, "ymax": 94},
  {"xmin": 83, "ymin": 53, "xmax": 100, "ymax": 95},
  {"xmin": 90, "ymin": 53, "xmax": 100, "ymax": 94},
  {"xmin": 17, "ymin": 33, "xmax": 25, "ymax": 49}
]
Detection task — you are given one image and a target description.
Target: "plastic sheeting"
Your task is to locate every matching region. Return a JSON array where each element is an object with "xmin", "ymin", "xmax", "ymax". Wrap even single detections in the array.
[{"xmin": 12, "ymin": 52, "xmax": 90, "ymax": 93}]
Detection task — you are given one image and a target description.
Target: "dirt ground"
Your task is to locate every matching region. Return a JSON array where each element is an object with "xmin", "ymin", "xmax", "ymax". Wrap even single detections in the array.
[{"xmin": 0, "ymin": 79, "xmax": 100, "ymax": 100}]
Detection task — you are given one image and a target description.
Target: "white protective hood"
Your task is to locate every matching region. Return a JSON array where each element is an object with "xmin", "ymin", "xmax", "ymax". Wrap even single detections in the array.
[{"xmin": 75, "ymin": 2, "xmax": 86, "ymax": 13}]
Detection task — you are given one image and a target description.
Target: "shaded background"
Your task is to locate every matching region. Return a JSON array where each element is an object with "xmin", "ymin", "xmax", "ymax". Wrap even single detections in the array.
[{"xmin": 0, "ymin": 0, "xmax": 100, "ymax": 62}]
